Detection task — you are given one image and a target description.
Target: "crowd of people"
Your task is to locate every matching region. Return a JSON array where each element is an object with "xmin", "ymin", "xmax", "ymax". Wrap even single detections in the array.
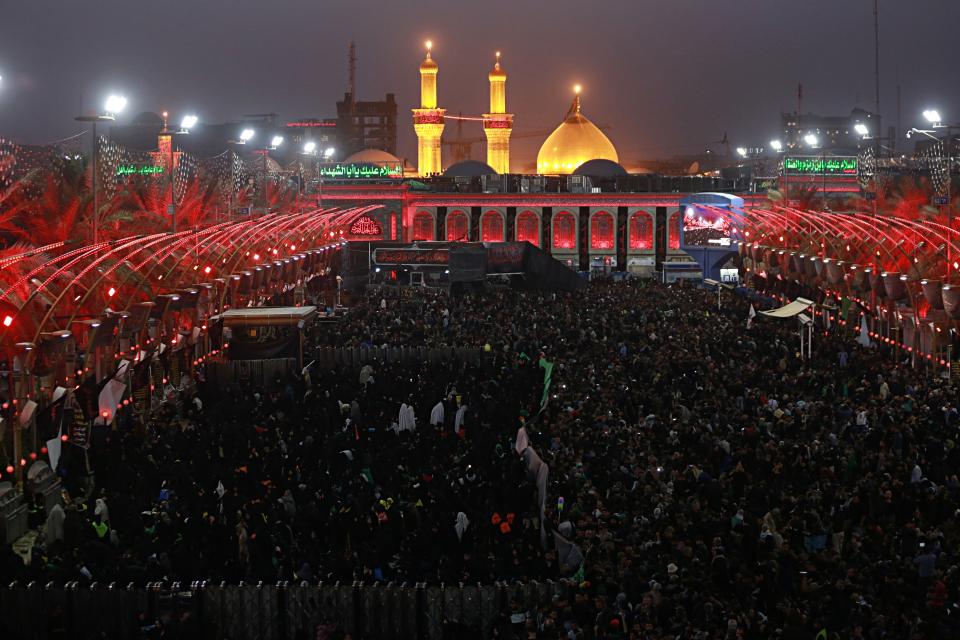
[{"xmin": 4, "ymin": 278, "xmax": 960, "ymax": 639}]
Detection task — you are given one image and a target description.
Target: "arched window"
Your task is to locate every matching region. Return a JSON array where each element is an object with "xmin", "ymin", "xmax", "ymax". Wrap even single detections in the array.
[
  {"xmin": 668, "ymin": 210, "xmax": 681, "ymax": 250},
  {"xmin": 590, "ymin": 211, "xmax": 614, "ymax": 250},
  {"xmin": 446, "ymin": 210, "xmax": 469, "ymax": 242},
  {"xmin": 629, "ymin": 211, "xmax": 653, "ymax": 250},
  {"xmin": 552, "ymin": 211, "xmax": 576, "ymax": 249},
  {"xmin": 412, "ymin": 211, "xmax": 434, "ymax": 241},
  {"xmin": 481, "ymin": 210, "xmax": 504, "ymax": 242},
  {"xmin": 515, "ymin": 210, "xmax": 539, "ymax": 247}
]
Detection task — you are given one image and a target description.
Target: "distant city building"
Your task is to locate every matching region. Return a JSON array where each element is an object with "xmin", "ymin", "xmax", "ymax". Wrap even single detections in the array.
[
  {"xmin": 283, "ymin": 118, "xmax": 339, "ymax": 155},
  {"xmin": 781, "ymin": 108, "xmax": 880, "ymax": 153},
  {"xmin": 337, "ymin": 92, "xmax": 398, "ymax": 158},
  {"xmin": 110, "ymin": 112, "xmax": 289, "ymax": 158}
]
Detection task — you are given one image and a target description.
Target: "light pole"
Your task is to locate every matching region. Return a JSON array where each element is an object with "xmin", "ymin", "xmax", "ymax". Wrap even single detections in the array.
[
  {"xmin": 227, "ymin": 128, "xmax": 255, "ymax": 219},
  {"xmin": 803, "ymin": 134, "xmax": 832, "ymax": 211},
  {"xmin": 75, "ymin": 94, "xmax": 126, "ymax": 246},
  {"xmin": 160, "ymin": 112, "xmax": 197, "ymax": 234},
  {"xmin": 256, "ymin": 135, "xmax": 284, "ymax": 214},
  {"xmin": 909, "ymin": 109, "xmax": 957, "ymax": 282},
  {"xmin": 301, "ymin": 142, "xmax": 319, "ymax": 212}
]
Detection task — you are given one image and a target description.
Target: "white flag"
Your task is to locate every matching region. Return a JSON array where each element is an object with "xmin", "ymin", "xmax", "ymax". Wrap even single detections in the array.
[
  {"xmin": 857, "ymin": 315, "xmax": 871, "ymax": 347},
  {"xmin": 746, "ymin": 304, "xmax": 757, "ymax": 329}
]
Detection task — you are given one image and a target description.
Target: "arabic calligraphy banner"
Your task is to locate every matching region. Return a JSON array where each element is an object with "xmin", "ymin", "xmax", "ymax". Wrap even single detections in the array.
[
  {"xmin": 783, "ymin": 156, "xmax": 858, "ymax": 176},
  {"xmin": 319, "ymin": 163, "xmax": 403, "ymax": 179},
  {"xmin": 349, "ymin": 216, "xmax": 383, "ymax": 236},
  {"xmin": 116, "ymin": 164, "xmax": 164, "ymax": 176},
  {"xmin": 373, "ymin": 248, "xmax": 450, "ymax": 266}
]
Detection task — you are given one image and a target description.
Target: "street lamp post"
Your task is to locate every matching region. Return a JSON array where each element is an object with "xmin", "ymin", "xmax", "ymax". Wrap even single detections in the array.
[
  {"xmin": 160, "ymin": 112, "xmax": 198, "ymax": 234},
  {"xmin": 227, "ymin": 128, "xmax": 256, "ymax": 220},
  {"xmin": 75, "ymin": 94, "xmax": 126, "ymax": 246},
  {"xmin": 910, "ymin": 109, "xmax": 957, "ymax": 282}
]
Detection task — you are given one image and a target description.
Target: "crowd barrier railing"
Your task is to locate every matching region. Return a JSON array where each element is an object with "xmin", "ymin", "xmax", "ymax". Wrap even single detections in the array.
[{"xmin": 0, "ymin": 580, "xmax": 569, "ymax": 640}]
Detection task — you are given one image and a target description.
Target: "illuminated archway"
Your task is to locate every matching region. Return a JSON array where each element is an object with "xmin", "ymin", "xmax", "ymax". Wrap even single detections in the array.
[
  {"xmin": 629, "ymin": 210, "xmax": 653, "ymax": 250},
  {"xmin": 668, "ymin": 210, "xmax": 681, "ymax": 250},
  {"xmin": 552, "ymin": 211, "xmax": 577, "ymax": 250},
  {"xmin": 481, "ymin": 210, "xmax": 505, "ymax": 242},
  {"xmin": 412, "ymin": 210, "xmax": 435, "ymax": 241},
  {"xmin": 516, "ymin": 210, "xmax": 540, "ymax": 247},
  {"xmin": 446, "ymin": 210, "xmax": 469, "ymax": 242},
  {"xmin": 589, "ymin": 210, "xmax": 615, "ymax": 250}
]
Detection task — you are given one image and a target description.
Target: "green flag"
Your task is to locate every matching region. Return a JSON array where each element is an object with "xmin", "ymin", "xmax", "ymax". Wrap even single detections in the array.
[
  {"xmin": 539, "ymin": 358, "xmax": 554, "ymax": 408},
  {"xmin": 841, "ymin": 297, "xmax": 852, "ymax": 321}
]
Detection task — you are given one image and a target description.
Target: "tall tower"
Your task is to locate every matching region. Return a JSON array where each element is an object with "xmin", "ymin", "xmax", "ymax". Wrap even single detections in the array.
[
  {"xmin": 412, "ymin": 41, "xmax": 445, "ymax": 176},
  {"xmin": 483, "ymin": 51, "xmax": 513, "ymax": 174}
]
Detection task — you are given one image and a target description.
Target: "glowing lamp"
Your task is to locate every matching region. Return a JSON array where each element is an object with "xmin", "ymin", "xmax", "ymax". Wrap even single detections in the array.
[
  {"xmin": 29, "ymin": 452, "xmax": 36, "ymax": 461},
  {"xmin": 19, "ymin": 459, "xmax": 26, "ymax": 467},
  {"xmin": 61, "ymin": 434, "xmax": 68, "ymax": 442},
  {"xmin": 180, "ymin": 114, "xmax": 198, "ymax": 130},
  {"xmin": 2, "ymin": 315, "xmax": 12, "ymax": 327},
  {"xmin": 107, "ymin": 287, "xmax": 116, "ymax": 297},
  {"xmin": 204, "ymin": 266, "xmax": 212, "ymax": 274},
  {"xmin": 5, "ymin": 465, "xmax": 13, "ymax": 474},
  {"xmin": 101, "ymin": 410, "xmax": 110, "ymax": 418},
  {"xmin": 104, "ymin": 94, "xmax": 127, "ymax": 115},
  {"xmin": 41, "ymin": 447, "xmax": 48, "ymax": 454}
]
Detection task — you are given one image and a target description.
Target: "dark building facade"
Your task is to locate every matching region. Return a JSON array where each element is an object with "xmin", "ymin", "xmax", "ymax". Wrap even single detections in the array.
[
  {"xmin": 782, "ymin": 108, "xmax": 881, "ymax": 153},
  {"xmin": 336, "ymin": 93, "xmax": 398, "ymax": 157}
]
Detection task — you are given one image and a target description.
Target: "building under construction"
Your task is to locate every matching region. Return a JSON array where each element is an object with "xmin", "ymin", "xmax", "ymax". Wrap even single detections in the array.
[
  {"xmin": 334, "ymin": 42, "xmax": 398, "ymax": 157},
  {"xmin": 336, "ymin": 93, "xmax": 398, "ymax": 158}
]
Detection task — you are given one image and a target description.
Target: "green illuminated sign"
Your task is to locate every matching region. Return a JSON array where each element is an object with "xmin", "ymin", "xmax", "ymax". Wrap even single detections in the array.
[
  {"xmin": 783, "ymin": 157, "xmax": 858, "ymax": 175},
  {"xmin": 116, "ymin": 164, "xmax": 164, "ymax": 176},
  {"xmin": 319, "ymin": 163, "xmax": 403, "ymax": 179}
]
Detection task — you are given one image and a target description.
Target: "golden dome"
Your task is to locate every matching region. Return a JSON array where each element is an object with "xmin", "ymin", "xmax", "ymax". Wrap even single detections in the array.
[
  {"xmin": 536, "ymin": 91, "xmax": 617, "ymax": 174},
  {"xmin": 489, "ymin": 52, "xmax": 506, "ymax": 80},
  {"xmin": 420, "ymin": 51, "xmax": 438, "ymax": 73},
  {"xmin": 420, "ymin": 42, "xmax": 438, "ymax": 73}
]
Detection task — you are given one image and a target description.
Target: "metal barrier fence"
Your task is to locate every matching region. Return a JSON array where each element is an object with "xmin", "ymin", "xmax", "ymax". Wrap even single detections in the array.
[
  {"xmin": 310, "ymin": 346, "xmax": 492, "ymax": 369},
  {"xmin": 205, "ymin": 349, "xmax": 491, "ymax": 387},
  {"xmin": 0, "ymin": 580, "xmax": 568, "ymax": 639},
  {"xmin": 206, "ymin": 357, "xmax": 299, "ymax": 387}
]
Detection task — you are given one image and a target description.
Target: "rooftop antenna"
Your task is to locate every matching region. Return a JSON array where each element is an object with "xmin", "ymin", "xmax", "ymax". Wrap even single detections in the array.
[
  {"xmin": 873, "ymin": 0, "xmax": 881, "ymax": 157},
  {"xmin": 797, "ymin": 83, "xmax": 803, "ymax": 147},
  {"xmin": 348, "ymin": 41, "xmax": 357, "ymax": 102}
]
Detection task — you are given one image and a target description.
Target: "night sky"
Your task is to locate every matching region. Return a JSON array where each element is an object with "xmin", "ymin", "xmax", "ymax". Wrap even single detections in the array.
[{"xmin": 1, "ymin": 0, "xmax": 958, "ymax": 168}]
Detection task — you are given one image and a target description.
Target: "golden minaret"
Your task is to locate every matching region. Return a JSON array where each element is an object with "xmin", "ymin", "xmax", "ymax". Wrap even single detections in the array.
[
  {"xmin": 412, "ymin": 41, "xmax": 445, "ymax": 176},
  {"xmin": 483, "ymin": 51, "xmax": 513, "ymax": 174}
]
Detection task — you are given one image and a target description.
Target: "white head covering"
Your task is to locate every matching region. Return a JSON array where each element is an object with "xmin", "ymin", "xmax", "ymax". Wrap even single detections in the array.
[{"xmin": 455, "ymin": 512, "xmax": 470, "ymax": 541}]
